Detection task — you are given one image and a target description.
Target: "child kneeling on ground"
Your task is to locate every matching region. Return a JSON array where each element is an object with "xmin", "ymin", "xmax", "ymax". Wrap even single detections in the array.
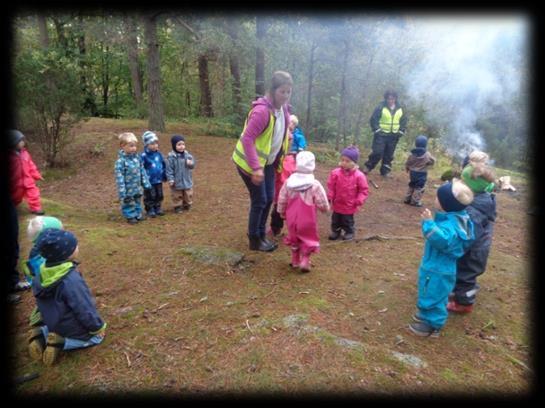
[
  {"xmin": 409, "ymin": 179, "xmax": 475, "ymax": 337},
  {"xmin": 27, "ymin": 229, "xmax": 106, "ymax": 366},
  {"xmin": 277, "ymin": 151, "xmax": 329, "ymax": 273}
]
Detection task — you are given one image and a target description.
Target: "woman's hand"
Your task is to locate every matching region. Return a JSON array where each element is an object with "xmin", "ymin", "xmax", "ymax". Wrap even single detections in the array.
[{"xmin": 251, "ymin": 168, "xmax": 264, "ymax": 185}]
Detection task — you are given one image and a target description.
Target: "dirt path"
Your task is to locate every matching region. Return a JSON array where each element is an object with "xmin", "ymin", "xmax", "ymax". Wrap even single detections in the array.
[{"xmin": 11, "ymin": 118, "xmax": 533, "ymax": 394}]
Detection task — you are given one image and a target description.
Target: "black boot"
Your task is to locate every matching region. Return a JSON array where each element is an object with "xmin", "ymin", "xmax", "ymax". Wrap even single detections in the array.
[
  {"xmin": 328, "ymin": 230, "xmax": 341, "ymax": 240},
  {"xmin": 260, "ymin": 235, "xmax": 278, "ymax": 250},
  {"xmin": 248, "ymin": 235, "xmax": 275, "ymax": 252}
]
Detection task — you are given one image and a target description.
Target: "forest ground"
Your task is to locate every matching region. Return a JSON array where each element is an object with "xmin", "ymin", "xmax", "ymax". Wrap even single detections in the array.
[{"xmin": 9, "ymin": 118, "xmax": 533, "ymax": 396}]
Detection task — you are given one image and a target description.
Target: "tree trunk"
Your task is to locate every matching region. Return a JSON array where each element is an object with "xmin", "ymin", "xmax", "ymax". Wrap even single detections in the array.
[
  {"xmin": 337, "ymin": 40, "xmax": 349, "ymax": 150},
  {"xmin": 144, "ymin": 14, "xmax": 165, "ymax": 131},
  {"xmin": 37, "ymin": 15, "xmax": 49, "ymax": 49},
  {"xmin": 226, "ymin": 18, "xmax": 243, "ymax": 124},
  {"xmin": 77, "ymin": 15, "xmax": 97, "ymax": 116},
  {"xmin": 255, "ymin": 16, "xmax": 267, "ymax": 98},
  {"xmin": 126, "ymin": 15, "xmax": 145, "ymax": 116},
  {"xmin": 198, "ymin": 53, "xmax": 213, "ymax": 117},
  {"xmin": 305, "ymin": 41, "xmax": 317, "ymax": 131},
  {"xmin": 101, "ymin": 43, "xmax": 110, "ymax": 116}
]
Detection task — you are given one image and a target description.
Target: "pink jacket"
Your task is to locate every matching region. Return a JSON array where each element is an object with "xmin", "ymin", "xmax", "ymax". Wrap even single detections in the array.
[
  {"xmin": 277, "ymin": 178, "xmax": 329, "ymax": 216},
  {"xmin": 10, "ymin": 148, "xmax": 43, "ymax": 190},
  {"xmin": 240, "ymin": 96, "xmax": 290, "ymax": 172},
  {"xmin": 273, "ymin": 153, "xmax": 296, "ymax": 204},
  {"xmin": 327, "ymin": 167, "xmax": 369, "ymax": 215}
]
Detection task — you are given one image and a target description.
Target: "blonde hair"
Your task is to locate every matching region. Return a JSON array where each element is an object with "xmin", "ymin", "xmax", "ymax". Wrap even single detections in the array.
[
  {"xmin": 468, "ymin": 150, "xmax": 495, "ymax": 182},
  {"xmin": 118, "ymin": 132, "xmax": 138, "ymax": 146},
  {"xmin": 452, "ymin": 178, "xmax": 474, "ymax": 206},
  {"xmin": 289, "ymin": 115, "xmax": 299, "ymax": 126}
]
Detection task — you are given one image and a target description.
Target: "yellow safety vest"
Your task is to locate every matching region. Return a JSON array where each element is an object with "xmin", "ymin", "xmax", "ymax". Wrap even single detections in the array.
[
  {"xmin": 378, "ymin": 106, "xmax": 403, "ymax": 134},
  {"xmin": 232, "ymin": 108, "xmax": 290, "ymax": 174}
]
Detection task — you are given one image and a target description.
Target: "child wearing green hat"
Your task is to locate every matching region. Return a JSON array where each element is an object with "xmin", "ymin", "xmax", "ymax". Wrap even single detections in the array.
[{"xmin": 449, "ymin": 151, "xmax": 497, "ymax": 313}]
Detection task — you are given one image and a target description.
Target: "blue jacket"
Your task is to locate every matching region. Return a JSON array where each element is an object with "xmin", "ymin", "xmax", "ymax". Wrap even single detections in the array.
[
  {"xmin": 290, "ymin": 127, "xmax": 307, "ymax": 152},
  {"xmin": 166, "ymin": 150, "xmax": 195, "ymax": 190},
  {"xmin": 32, "ymin": 262, "xmax": 105, "ymax": 340},
  {"xmin": 114, "ymin": 150, "xmax": 151, "ymax": 199},
  {"xmin": 141, "ymin": 148, "xmax": 167, "ymax": 185},
  {"xmin": 420, "ymin": 210, "xmax": 475, "ymax": 276}
]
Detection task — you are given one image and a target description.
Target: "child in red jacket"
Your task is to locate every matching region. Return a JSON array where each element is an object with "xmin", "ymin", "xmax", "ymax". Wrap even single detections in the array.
[
  {"xmin": 327, "ymin": 146, "xmax": 369, "ymax": 240},
  {"xmin": 9, "ymin": 130, "xmax": 45, "ymax": 215}
]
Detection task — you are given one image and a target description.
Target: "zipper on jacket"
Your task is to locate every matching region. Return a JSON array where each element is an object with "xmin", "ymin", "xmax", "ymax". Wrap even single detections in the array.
[{"xmin": 423, "ymin": 276, "xmax": 431, "ymax": 295}]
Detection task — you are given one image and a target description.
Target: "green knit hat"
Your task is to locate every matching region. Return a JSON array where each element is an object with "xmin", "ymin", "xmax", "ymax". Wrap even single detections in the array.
[
  {"xmin": 27, "ymin": 216, "xmax": 63, "ymax": 243},
  {"xmin": 461, "ymin": 165, "xmax": 495, "ymax": 193}
]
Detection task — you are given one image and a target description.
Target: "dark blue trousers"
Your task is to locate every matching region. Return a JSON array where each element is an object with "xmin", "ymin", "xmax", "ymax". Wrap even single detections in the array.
[{"xmin": 238, "ymin": 164, "xmax": 275, "ymax": 238}]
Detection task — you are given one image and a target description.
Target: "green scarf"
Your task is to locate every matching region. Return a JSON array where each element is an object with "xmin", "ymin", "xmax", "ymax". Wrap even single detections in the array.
[
  {"xmin": 39, "ymin": 262, "xmax": 74, "ymax": 287},
  {"xmin": 461, "ymin": 165, "xmax": 495, "ymax": 193}
]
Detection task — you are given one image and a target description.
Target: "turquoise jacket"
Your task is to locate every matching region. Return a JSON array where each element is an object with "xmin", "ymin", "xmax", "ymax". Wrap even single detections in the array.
[
  {"xmin": 419, "ymin": 211, "xmax": 475, "ymax": 275},
  {"xmin": 416, "ymin": 210, "xmax": 475, "ymax": 329}
]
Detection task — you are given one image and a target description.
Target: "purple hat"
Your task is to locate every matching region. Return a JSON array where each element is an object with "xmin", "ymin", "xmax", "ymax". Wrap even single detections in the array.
[{"xmin": 341, "ymin": 146, "xmax": 359, "ymax": 164}]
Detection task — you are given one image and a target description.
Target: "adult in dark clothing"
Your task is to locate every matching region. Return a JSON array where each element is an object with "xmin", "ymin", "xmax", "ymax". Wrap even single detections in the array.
[{"xmin": 364, "ymin": 90, "xmax": 408, "ymax": 177}]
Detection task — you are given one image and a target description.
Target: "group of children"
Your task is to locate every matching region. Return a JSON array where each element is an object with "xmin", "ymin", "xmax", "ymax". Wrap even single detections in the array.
[
  {"xmin": 9, "ymin": 121, "xmax": 498, "ymax": 368},
  {"xmin": 114, "ymin": 131, "xmax": 195, "ymax": 223},
  {"xmin": 272, "ymin": 132, "xmax": 497, "ymax": 338}
]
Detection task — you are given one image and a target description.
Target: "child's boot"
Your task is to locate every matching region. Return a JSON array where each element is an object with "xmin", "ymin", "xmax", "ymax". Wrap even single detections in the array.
[
  {"xmin": 147, "ymin": 208, "xmax": 157, "ymax": 218},
  {"xmin": 408, "ymin": 322, "xmax": 440, "ymax": 338},
  {"xmin": 447, "ymin": 300, "xmax": 473, "ymax": 314},
  {"xmin": 155, "ymin": 206, "xmax": 165, "ymax": 216},
  {"xmin": 127, "ymin": 218, "xmax": 138, "ymax": 225},
  {"xmin": 290, "ymin": 247, "xmax": 300, "ymax": 268},
  {"xmin": 174, "ymin": 206, "xmax": 183, "ymax": 214},
  {"xmin": 27, "ymin": 327, "xmax": 45, "ymax": 361},
  {"xmin": 43, "ymin": 332, "xmax": 65, "ymax": 366},
  {"xmin": 328, "ymin": 230, "xmax": 341, "ymax": 240},
  {"xmin": 342, "ymin": 231, "xmax": 354, "ymax": 241},
  {"xmin": 299, "ymin": 253, "xmax": 311, "ymax": 273}
]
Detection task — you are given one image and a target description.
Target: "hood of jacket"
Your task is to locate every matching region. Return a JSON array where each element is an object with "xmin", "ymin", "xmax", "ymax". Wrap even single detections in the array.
[
  {"xmin": 411, "ymin": 147, "xmax": 427, "ymax": 157},
  {"xmin": 33, "ymin": 261, "xmax": 74, "ymax": 299},
  {"xmin": 286, "ymin": 172, "xmax": 315, "ymax": 191},
  {"xmin": 468, "ymin": 191, "xmax": 497, "ymax": 222},
  {"xmin": 434, "ymin": 211, "xmax": 474, "ymax": 243}
]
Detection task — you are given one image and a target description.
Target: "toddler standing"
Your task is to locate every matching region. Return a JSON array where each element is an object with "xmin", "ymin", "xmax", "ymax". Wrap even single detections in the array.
[
  {"xmin": 9, "ymin": 129, "xmax": 45, "ymax": 215},
  {"xmin": 114, "ymin": 132, "xmax": 151, "ymax": 224},
  {"xmin": 409, "ymin": 179, "xmax": 475, "ymax": 337},
  {"xmin": 327, "ymin": 146, "xmax": 369, "ymax": 241},
  {"xmin": 404, "ymin": 135, "xmax": 436, "ymax": 207},
  {"xmin": 141, "ymin": 131, "xmax": 167, "ymax": 218},
  {"xmin": 277, "ymin": 151, "xmax": 329, "ymax": 272},
  {"xmin": 166, "ymin": 135, "xmax": 196, "ymax": 213}
]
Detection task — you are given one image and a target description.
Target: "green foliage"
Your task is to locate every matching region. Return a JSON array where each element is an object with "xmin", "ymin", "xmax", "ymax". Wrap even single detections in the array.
[{"xmin": 14, "ymin": 45, "xmax": 85, "ymax": 166}]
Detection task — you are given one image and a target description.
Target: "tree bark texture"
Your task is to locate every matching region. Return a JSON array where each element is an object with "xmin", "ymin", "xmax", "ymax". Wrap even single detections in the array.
[{"xmin": 144, "ymin": 14, "xmax": 165, "ymax": 131}]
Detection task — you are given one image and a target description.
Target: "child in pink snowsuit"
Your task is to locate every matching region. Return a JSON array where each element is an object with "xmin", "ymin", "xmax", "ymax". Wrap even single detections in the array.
[
  {"xmin": 327, "ymin": 146, "xmax": 369, "ymax": 240},
  {"xmin": 277, "ymin": 151, "xmax": 329, "ymax": 273},
  {"xmin": 9, "ymin": 130, "xmax": 45, "ymax": 215},
  {"xmin": 269, "ymin": 152, "xmax": 297, "ymax": 237}
]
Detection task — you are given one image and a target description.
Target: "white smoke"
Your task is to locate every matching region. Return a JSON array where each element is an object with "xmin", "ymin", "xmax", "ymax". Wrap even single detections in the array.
[{"xmin": 403, "ymin": 16, "xmax": 527, "ymax": 160}]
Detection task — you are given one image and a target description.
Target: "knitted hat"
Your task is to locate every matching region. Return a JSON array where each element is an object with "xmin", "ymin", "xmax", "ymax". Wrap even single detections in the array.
[
  {"xmin": 171, "ymin": 135, "xmax": 185, "ymax": 151},
  {"xmin": 415, "ymin": 135, "xmax": 428, "ymax": 148},
  {"xmin": 436, "ymin": 180, "xmax": 473, "ymax": 212},
  {"xmin": 295, "ymin": 151, "xmax": 315, "ymax": 174},
  {"xmin": 142, "ymin": 131, "xmax": 158, "ymax": 146},
  {"xmin": 37, "ymin": 229, "xmax": 78, "ymax": 266},
  {"xmin": 341, "ymin": 146, "xmax": 359, "ymax": 164},
  {"xmin": 27, "ymin": 216, "xmax": 63, "ymax": 243},
  {"xmin": 8, "ymin": 129, "xmax": 24, "ymax": 147}
]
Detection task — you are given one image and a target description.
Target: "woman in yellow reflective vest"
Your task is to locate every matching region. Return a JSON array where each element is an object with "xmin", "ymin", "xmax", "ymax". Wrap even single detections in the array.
[
  {"xmin": 363, "ymin": 90, "xmax": 408, "ymax": 177},
  {"xmin": 232, "ymin": 71, "xmax": 292, "ymax": 252}
]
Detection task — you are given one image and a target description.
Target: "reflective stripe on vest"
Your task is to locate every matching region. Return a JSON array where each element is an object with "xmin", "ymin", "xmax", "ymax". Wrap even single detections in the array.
[
  {"xmin": 232, "ymin": 109, "xmax": 289, "ymax": 174},
  {"xmin": 378, "ymin": 106, "xmax": 403, "ymax": 133}
]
